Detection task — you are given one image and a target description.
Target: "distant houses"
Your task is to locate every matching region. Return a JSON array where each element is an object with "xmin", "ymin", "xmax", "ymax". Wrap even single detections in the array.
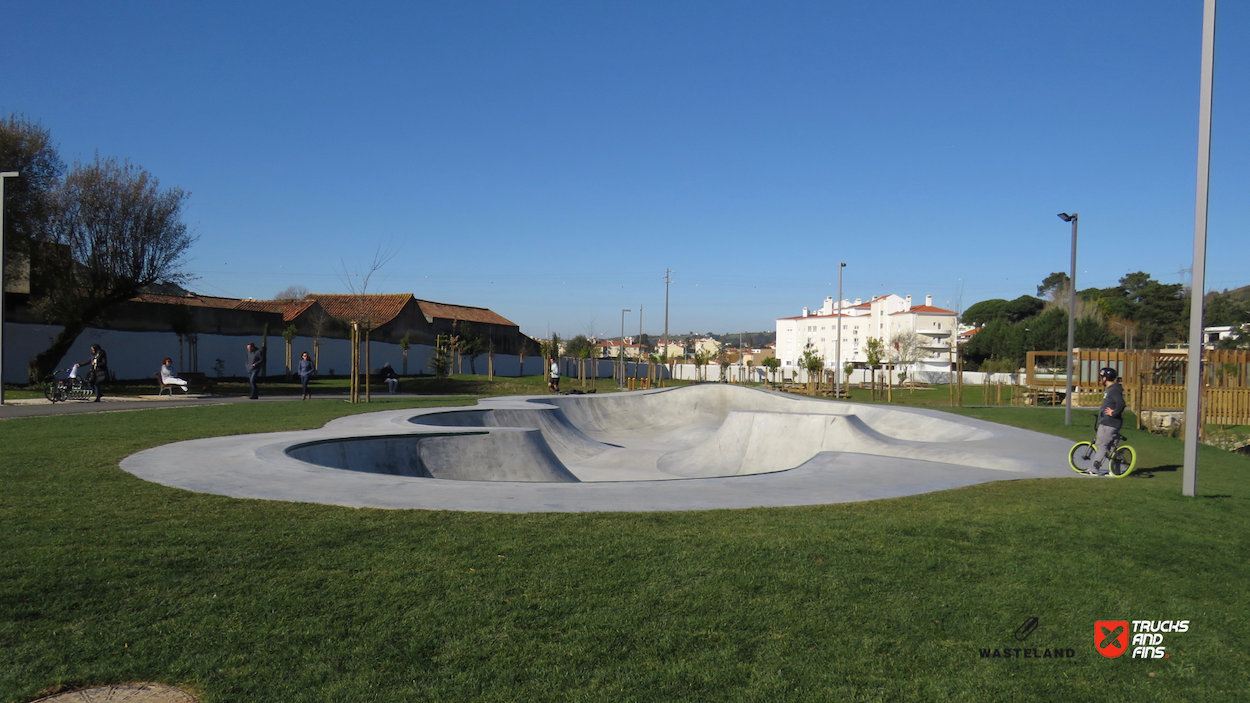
[
  {"xmin": 4, "ymin": 289, "xmax": 540, "ymax": 383},
  {"xmin": 775, "ymin": 293, "xmax": 958, "ymax": 375}
]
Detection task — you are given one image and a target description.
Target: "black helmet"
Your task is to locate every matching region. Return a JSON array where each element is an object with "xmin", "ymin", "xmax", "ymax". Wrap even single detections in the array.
[{"xmin": 1098, "ymin": 367, "xmax": 1118, "ymax": 382}]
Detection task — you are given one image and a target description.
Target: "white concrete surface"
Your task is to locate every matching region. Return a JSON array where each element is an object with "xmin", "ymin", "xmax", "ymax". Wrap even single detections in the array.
[{"xmin": 120, "ymin": 384, "xmax": 1075, "ymax": 512}]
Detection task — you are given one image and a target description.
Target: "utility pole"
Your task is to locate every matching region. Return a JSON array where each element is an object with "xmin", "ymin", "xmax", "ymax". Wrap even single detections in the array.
[
  {"xmin": 638, "ymin": 304, "xmax": 643, "ymax": 381},
  {"xmin": 835, "ymin": 262, "xmax": 845, "ymax": 399},
  {"xmin": 1183, "ymin": 0, "xmax": 1218, "ymax": 498},
  {"xmin": 663, "ymin": 268, "xmax": 674, "ymax": 369},
  {"xmin": 619, "ymin": 309, "xmax": 631, "ymax": 389},
  {"xmin": 0, "ymin": 172, "xmax": 18, "ymax": 405}
]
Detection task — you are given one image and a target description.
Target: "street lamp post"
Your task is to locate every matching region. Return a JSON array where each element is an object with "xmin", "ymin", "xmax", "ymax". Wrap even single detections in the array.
[
  {"xmin": 1058, "ymin": 213, "xmax": 1079, "ymax": 426},
  {"xmin": 835, "ymin": 262, "xmax": 846, "ymax": 398},
  {"xmin": 0, "ymin": 171, "xmax": 20, "ymax": 406},
  {"xmin": 620, "ymin": 308, "xmax": 631, "ymax": 389}
]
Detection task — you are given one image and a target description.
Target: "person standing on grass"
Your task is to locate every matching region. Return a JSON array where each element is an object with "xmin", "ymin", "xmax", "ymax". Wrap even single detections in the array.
[
  {"xmin": 245, "ymin": 343, "xmax": 266, "ymax": 400},
  {"xmin": 1085, "ymin": 367, "xmax": 1126, "ymax": 477},
  {"xmin": 160, "ymin": 357, "xmax": 190, "ymax": 392},
  {"xmin": 297, "ymin": 351, "xmax": 314, "ymax": 400},
  {"xmin": 548, "ymin": 357, "xmax": 560, "ymax": 393},
  {"xmin": 80, "ymin": 344, "xmax": 109, "ymax": 402}
]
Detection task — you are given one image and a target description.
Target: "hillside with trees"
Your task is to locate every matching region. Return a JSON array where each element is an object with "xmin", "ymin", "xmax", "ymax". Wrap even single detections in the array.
[{"xmin": 962, "ymin": 271, "xmax": 1250, "ymax": 369}]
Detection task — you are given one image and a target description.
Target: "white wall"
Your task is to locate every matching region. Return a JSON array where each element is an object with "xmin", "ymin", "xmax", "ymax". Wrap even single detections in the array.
[{"xmin": 4, "ymin": 322, "xmax": 547, "ymax": 383}]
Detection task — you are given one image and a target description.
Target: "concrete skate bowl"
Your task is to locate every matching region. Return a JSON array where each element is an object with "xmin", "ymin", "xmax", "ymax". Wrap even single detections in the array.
[
  {"xmin": 120, "ymin": 384, "xmax": 1076, "ymax": 512},
  {"xmin": 398, "ymin": 384, "xmax": 1023, "ymax": 482}
]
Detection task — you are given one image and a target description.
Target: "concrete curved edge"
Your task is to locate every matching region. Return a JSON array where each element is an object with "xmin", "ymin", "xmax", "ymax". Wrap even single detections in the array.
[{"xmin": 119, "ymin": 385, "xmax": 1078, "ymax": 513}]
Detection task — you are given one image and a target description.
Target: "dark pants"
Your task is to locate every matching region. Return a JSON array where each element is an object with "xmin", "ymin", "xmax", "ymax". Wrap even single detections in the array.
[
  {"xmin": 89, "ymin": 374, "xmax": 103, "ymax": 401},
  {"xmin": 249, "ymin": 370, "xmax": 261, "ymax": 399},
  {"xmin": 300, "ymin": 374, "xmax": 310, "ymax": 395}
]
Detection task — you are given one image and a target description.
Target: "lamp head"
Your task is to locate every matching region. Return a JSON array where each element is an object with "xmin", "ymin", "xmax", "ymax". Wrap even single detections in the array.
[{"xmin": 1057, "ymin": 213, "xmax": 1076, "ymax": 222}]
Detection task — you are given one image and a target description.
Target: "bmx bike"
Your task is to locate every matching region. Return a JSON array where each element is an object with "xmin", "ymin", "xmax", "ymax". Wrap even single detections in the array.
[
  {"xmin": 43, "ymin": 366, "xmax": 96, "ymax": 403},
  {"xmin": 1069, "ymin": 428, "xmax": 1137, "ymax": 478}
]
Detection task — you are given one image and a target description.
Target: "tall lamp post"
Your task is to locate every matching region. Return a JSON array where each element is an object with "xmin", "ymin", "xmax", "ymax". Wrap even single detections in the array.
[
  {"xmin": 619, "ymin": 308, "xmax": 631, "ymax": 389},
  {"xmin": 0, "ymin": 171, "xmax": 20, "ymax": 406},
  {"xmin": 835, "ymin": 262, "xmax": 846, "ymax": 398},
  {"xmin": 1183, "ymin": 0, "xmax": 1218, "ymax": 498},
  {"xmin": 1058, "ymin": 213, "xmax": 1079, "ymax": 426}
]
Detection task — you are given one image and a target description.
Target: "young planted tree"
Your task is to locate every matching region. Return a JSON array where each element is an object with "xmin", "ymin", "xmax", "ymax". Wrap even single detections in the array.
[
  {"xmin": 716, "ymin": 342, "xmax": 730, "ymax": 383},
  {"xmin": 338, "ymin": 245, "xmax": 396, "ymax": 403},
  {"xmin": 864, "ymin": 337, "xmax": 885, "ymax": 400},
  {"xmin": 281, "ymin": 323, "xmax": 298, "ymax": 381},
  {"xmin": 429, "ymin": 335, "xmax": 451, "ymax": 377},
  {"xmin": 307, "ymin": 308, "xmax": 333, "ymax": 371},
  {"xmin": 458, "ymin": 324, "xmax": 486, "ymax": 375},
  {"xmin": 800, "ymin": 348, "xmax": 824, "ymax": 393},
  {"xmin": 399, "ymin": 331, "xmax": 411, "ymax": 375},
  {"xmin": 889, "ymin": 330, "xmax": 920, "ymax": 390}
]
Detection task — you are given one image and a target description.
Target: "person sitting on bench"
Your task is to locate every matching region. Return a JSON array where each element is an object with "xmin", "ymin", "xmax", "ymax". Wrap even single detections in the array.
[{"xmin": 160, "ymin": 357, "xmax": 190, "ymax": 392}]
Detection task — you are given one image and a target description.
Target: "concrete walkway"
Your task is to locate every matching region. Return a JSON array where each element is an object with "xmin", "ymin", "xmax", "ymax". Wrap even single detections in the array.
[
  {"xmin": 0, "ymin": 392, "xmax": 456, "ymax": 420},
  {"xmin": 121, "ymin": 385, "xmax": 1076, "ymax": 513}
]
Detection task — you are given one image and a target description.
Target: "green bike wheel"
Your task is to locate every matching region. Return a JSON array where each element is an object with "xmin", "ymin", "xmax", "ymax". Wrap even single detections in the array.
[
  {"xmin": 1108, "ymin": 446, "xmax": 1137, "ymax": 478},
  {"xmin": 1069, "ymin": 441, "xmax": 1097, "ymax": 474}
]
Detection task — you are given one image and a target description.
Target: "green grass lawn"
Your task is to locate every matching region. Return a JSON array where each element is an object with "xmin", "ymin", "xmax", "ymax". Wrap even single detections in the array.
[{"xmin": 1, "ymin": 398, "xmax": 1247, "ymax": 702}]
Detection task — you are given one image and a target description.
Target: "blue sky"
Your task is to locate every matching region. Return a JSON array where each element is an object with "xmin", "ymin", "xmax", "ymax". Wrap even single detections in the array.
[{"xmin": 5, "ymin": 1, "xmax": 1247, "ymax": 339}]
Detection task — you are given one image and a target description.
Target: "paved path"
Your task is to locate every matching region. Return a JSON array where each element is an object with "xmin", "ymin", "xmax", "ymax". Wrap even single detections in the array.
[{"xmin": 0, "ymin": 393, "xmax": 449, "ymax": 420}]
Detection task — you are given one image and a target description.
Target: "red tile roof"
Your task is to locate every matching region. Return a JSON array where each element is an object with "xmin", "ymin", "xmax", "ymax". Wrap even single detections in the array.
[
  {"xmin": 233, "ymin": 298, "xmax": 320, "ymax": 322},
  {"xmin": 415, "ymin": 299, "xmax": 517, "ymax": 327},
  {"xmin": 132, "ymin": 292, "xmax": 246, "ymax": 309},
  {"xmin": 308, "ymin": 293, "xmax": 414, "ymax": 326},
  {"xmin": 891, "ymin": 305, "xmax": 956, "ymax": 315}
]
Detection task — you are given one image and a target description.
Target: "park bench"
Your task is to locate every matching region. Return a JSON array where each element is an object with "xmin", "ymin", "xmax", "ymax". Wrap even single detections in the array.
[{"xmin": 154, "ymin": 371, "xmax": 215, "ymax": 396}]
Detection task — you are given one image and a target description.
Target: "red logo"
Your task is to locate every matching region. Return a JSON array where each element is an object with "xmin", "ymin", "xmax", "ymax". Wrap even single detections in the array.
[{"xmin": 1094, "ymin": 620, "xmax": 1129, "ymax": 658}]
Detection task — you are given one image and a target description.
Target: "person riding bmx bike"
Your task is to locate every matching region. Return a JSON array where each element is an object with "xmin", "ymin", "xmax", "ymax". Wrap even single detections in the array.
[{"xmin": 1084, "ymin": 366, "xmax": 1126, "ymax": 477}]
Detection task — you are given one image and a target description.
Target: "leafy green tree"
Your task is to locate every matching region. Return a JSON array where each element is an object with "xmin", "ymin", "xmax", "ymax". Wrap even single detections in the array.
[
  {"xmin": 1205, "ymin": 290, "xmax": 1250, "ymax": 327},
  {"xmin": 864, "ymin": 337, "xmax": 885, "ymax": 370},
  {"xmin": 1037, "ymin": 272, "xmax": 1070, "ymax": 299},
  {"xmin": 963, "ymin": 299, "xmax": 1008, "ymax": 327},
  {"xmin": 1003, "ymin": 295, "xmax": 1045, "ymax": 322},
  {"xmin": 800, "ymin": 348, "xmax": 824, "ymax": 381},
  {"xmin": 564, "ymin": 334, "xmax": 592, "ymax": 359},
  {"xmin": 762, "ymin": 356, "xmax": 780, "ymax": 383}
]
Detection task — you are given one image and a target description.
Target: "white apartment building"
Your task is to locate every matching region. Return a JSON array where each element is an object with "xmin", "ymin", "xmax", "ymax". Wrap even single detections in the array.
[{"xmin": 775, "ymin": 294, "xmax": 958, "ymax": 375}]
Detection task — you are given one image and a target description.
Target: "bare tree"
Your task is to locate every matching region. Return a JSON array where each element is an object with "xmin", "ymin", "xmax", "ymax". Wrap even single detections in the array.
[
  {"xmin": 1, "ymin": 115, "xmax": 64, "ymax": 287},
  {"xmin": 28, "ymin": 155, "xmax": 194, "ymax": 381},
  {"xmin": 275, "ymin": 284, "xmax": 310, "ymax": 301},
  {"xmin": 307, "ymin": 307, "xmax": 334, "ymax": 371},
  {"xmin": 338, "ymin": 244, "xmax": 397, "ymax": 402}
]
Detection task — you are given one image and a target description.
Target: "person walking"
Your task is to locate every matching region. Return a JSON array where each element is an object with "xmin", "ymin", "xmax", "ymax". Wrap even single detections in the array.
[
  {"xmin": 245, "ymin": 343, "xmax": 266, "ymax": 400},
  {"xmin": 1085, "ymin": 367, "xmax": 1126, "ymax": 477},
  {"xmin": 81, "ymin": 344, "xmax": 109, "ymax": 402},
  {"xmin": 296, "ymin": 351, "xmax": 314, "ymax": 400},
  {"xmin": 160, "ymin": 357, "xmax": 190, "ymax": 392},
  {"xmin": 548, "ymin": 357, "xmax": 560, "ymax": 393}
]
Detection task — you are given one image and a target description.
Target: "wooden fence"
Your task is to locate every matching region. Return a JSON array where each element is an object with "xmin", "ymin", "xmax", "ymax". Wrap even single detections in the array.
[{"xmin": 1025, "ymin": 348, "xmax": 1250, "ymax": 426}]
